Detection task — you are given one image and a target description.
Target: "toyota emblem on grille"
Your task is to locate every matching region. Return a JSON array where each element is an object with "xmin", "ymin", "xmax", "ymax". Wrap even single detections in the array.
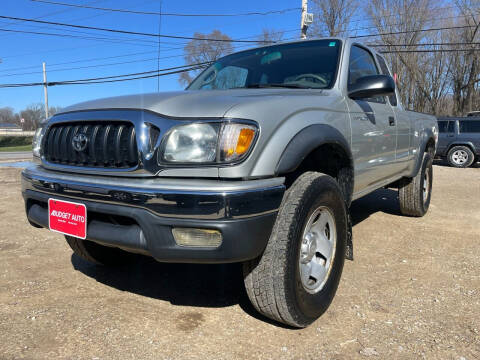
[{"xmin": 72, "ymin": 133, "xmax": 88, "ymax": 152}]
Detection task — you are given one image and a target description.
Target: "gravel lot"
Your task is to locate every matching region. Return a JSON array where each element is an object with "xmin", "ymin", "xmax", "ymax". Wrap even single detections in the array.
[{"xmin": 0, "ymin": 164, "xmax": 479, "ymax": 359}]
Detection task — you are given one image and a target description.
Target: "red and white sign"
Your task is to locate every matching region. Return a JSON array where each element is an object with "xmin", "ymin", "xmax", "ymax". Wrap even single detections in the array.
[{"xmin": 48, "ymin": 198, "xmax": 87, "ymax": 239}]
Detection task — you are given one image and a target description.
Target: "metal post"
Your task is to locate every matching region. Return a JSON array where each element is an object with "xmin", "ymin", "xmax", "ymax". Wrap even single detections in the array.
[
  {"xmin": 301, "ymin": 0, "xmax": 308, "ymax": 39},
  {"xmin": 157, "ymin": 0, "xmax": 162, "ymax": 92},
  {"xmin": 43, "ymin": 62, "xmax": 49, "ymax": 120}
]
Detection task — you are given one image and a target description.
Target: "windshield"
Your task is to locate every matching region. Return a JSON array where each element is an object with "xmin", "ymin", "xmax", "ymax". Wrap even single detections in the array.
[{"xmin": 188, "ymin": 39, "xmax": 342, "ymax": 91}]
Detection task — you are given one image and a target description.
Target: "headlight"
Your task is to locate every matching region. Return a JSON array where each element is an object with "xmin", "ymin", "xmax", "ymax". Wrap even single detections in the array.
[
  {"xmin": 163, "ymin": 123, "xmax": 219, "ymax": 163},
  {"xmin": 160, "ymin": 121, "xmax": 257, "ymax": 164},
  {"xmin": 32, "ymin": 126, "xmax": 45, "ymax": 158}
]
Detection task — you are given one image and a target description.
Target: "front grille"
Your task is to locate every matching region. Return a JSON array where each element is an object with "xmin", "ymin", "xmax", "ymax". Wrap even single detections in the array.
[{"xmin": 43, "ymin": 121, "xmax": 138, "ymax": 169}]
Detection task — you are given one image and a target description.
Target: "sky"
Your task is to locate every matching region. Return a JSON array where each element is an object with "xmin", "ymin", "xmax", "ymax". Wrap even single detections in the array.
[{"xmin": 0, "ymin": 0, "xmax": 301, "ymax": 112}]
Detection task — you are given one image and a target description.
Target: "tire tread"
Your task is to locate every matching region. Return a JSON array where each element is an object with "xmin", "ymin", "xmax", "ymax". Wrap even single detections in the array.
[{"xmin": 244, "ymin": 172, "xmax": 346, "ymax": 327}]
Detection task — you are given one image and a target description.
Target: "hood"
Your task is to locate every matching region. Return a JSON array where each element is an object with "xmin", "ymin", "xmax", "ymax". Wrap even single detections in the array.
[{"xmin": 58, "ymin": 89, "xmax": 333, "ymax": 118}]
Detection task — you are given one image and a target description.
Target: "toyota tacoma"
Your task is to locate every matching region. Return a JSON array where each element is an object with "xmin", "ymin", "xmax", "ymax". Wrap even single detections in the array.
[{"xmin": 22, "ymin": 38, "xmax": 438, "ymax": 327}]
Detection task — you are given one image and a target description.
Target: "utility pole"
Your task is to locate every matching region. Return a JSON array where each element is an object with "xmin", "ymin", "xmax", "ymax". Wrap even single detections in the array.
[
  {"xmin": 42, "ymin": 62, "xmax": 49, "ymax": 120},
  {"xmin": 300, "ymin": 0, "xmax": 314, "ymax": 39},
  {"xmin": 157, "ymin": 0, "xmax": 162, "ymax": 92}
]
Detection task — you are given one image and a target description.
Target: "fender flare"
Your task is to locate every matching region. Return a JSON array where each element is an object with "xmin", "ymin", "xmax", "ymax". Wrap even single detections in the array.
[
  {"xmin": 274, "ymin": 124, "xmax": 353, "ymax": 175},
  {"xmin": 446, "ymin": 141, "xmax": 477, "ymax": 155},
  {"xmin": 410, "ymin": 136, "xmax": 436, "ymax": 178}
]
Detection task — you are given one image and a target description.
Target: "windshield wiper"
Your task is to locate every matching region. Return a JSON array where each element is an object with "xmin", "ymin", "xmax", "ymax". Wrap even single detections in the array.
[{"xmin": 245, "ymin": 83, "xmax": 309, "ymax": 89}]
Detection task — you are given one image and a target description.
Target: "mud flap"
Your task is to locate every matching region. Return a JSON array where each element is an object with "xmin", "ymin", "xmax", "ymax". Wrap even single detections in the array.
[{"xmin": 345, "ymin": 209, "xmax": 353, "ymax": 261}]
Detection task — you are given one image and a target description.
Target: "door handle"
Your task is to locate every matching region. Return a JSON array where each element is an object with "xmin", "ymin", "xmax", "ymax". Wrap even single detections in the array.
[
  {"xmin": 354, "ymin": 116, "xmax": 369, "ymax": 121},
  {"xmin": 388, "ymin": 116, "xmax": 395, "ymax": 126}
]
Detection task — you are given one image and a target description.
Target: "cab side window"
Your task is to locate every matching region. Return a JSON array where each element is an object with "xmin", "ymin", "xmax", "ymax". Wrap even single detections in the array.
[
  {"xmin": 376, "ymin": 55, "xmax": 398, "ymax": 106},
  {"xmin": 438, "ymin": 121, "xmax": 455, "ymax": 133},
  {"xmin": 438, "ymin": 121, "xmax": 448, "ymax": 133},
  {"xmin": 348, "ymin": 46, "xmax": 385, "ymax": 104}
]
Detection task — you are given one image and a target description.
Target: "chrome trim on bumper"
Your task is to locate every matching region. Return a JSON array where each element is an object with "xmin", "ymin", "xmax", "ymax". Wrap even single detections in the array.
[{"xmin": 22, "ymin": 165, "xmax": 285, "ymax": 220}]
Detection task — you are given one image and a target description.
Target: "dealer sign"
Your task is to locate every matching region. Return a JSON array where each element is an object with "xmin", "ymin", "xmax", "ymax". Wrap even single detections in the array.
[{"xmin": 48, "ymin": 199, "xmax": 87, "ymax": 239}]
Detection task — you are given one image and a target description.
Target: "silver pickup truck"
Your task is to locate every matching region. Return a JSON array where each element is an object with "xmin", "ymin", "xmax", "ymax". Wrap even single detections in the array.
[{"xmin": 22, "ymin": 38, "xmax": 438, "ymax": 327}]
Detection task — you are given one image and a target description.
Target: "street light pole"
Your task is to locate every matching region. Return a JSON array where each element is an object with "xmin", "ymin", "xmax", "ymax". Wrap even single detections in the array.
[
  {"xmin": 301, "ymin": 0, "xmax": 313, "ymax": 39},
  {"xmin": 42, "ymin": 62, "xmax": 49, "ymax": 120}
]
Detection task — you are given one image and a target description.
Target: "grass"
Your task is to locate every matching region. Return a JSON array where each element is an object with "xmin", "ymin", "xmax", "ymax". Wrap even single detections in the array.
[{"xmin": 0, "ymin": 145, "xmax": 32, "ymax": 152}]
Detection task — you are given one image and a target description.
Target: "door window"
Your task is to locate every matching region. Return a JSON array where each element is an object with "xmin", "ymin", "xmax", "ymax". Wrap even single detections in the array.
[
  {"xmin": 348, "ymin": 46, "xmax": 385, "ymax": 103},
  {"xmin": 438, "ymin": 121, "xmax": 449, "ymax": 133},
  {"xmin": 459, "ymin": 120, "xmax": 480, "ymax": 133},
  {"xmin": 448, "ymin": 121, "xmax": 455, "ymax": 133}
]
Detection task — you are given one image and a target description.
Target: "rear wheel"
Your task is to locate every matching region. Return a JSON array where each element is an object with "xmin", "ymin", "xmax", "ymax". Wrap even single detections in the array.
[
  {"xmin": 65, "ymin": 236, "xmax": 134, "ymax": 266},
  {"xmin": 243, "ymin": 172, "xmax": 347, "ymax": 328},
  {"xmin": 398, "ymin": 153, "xmax": 433, "ymax": 217},
  {"xmin": 447, "ymin": 146, "xmax": 475, "ymax": 168}
]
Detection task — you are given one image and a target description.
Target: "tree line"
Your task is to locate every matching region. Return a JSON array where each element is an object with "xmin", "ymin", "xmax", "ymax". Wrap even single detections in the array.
[
  {"xmin": 179, "ymin": 0, "xmax": 479, "ymax": 116},
  {"xmin": 0, "ymin": 104, "xmax": 62, "ymax": 131}
]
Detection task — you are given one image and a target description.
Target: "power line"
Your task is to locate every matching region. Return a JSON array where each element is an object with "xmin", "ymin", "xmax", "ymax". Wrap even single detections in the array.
[
  {"xmin": 0, "ymin": 25, "xmax": 296, "ymax": 73},
  {"xmin": 0, "ymin": 14, "xmax": 274, "ymax": 43},
  {"xmin": 56, "ymin": 66, "xmax": 206, "ymax": 85},
  {"xmin": 0, "ymin": 50, "xmax": 158, "ymax": 73},
  {"xmin": 381, "ymin": 48, "xmax": 480, "ymax": 53},
  {"xmin": 0, "ymin": 61, "xmax": 212, "ymax": 88},
  {"xmin": 0, "ymin": 56, "xmax": 162, "ymax": 78},
  {"xmin": 30, "ymin": 0, "xmax": 300, "ymax": 17},
  {"xmin": 351, "ymin": 24, "xmax": 477, "ymax": 39},
  {"xmin": 370, "ymin": 42, "xmax": 480, "ymax": 47},
  {"xmin": 0, "ymin": 64, "xmax": 209, "ymax": 88},
  {"xmin": 1, "ymin": 39, "xmax": 477, "ymax": 80},
  {"xmin": 0, "ymin": 27, "xmax": 179, "ymax": 47},
  {"xmin": 3, "ymin": 45, "xmax": 480, "ymax": 89},
  {"xmin": 339, "ymin": 10, "xmax": 480, "ymax": 36},
  {"xmin": 0, "ymin": 40, "xmax": 260, "ymax": 78}
]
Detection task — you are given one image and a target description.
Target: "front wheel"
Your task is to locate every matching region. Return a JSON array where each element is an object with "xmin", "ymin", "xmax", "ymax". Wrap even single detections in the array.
[{"xmin": 243, "ymin": 172, "xmax": 347, "ymax": 328}]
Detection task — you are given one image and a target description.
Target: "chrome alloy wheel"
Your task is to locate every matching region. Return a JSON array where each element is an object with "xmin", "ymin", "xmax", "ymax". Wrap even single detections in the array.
[
  {"xmin": 452, "ymin": 150, "xmax": 468, "ymax": 165},
  {"xmin": 423, "ymin": 170, "xmax": 430, "ymax": 203},
  {"xmin": 299, "ymin": 206, "xmax": 337, "ymax": 294}
]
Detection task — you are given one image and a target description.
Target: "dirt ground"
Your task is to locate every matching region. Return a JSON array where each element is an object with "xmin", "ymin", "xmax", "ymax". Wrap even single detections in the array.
[{"xmin": 0, "ymin": 163, "xmax": 479, "ymax": 360}]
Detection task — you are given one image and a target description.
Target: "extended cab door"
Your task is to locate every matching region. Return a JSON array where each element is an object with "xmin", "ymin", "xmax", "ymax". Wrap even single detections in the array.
[
  {"xmin": 346, "ymin": 45, "xmax": 397, "ymax": 192},
  {"xmin": 376, "ymin": 55, "xmax": 412, "ymax": 173}
]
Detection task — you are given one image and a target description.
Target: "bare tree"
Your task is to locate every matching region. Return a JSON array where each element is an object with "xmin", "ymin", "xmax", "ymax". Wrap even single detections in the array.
[
  {"xmin": 0, "ymin": 107, "xmax": 18, "ymax": 123},
  {"xmin": 20, "ymin": 103, "xmax": 44, "ymax": 130},
  {"xmin": 310, "ymin": 0, "xmax": 359, "ymax": 36},
  {"xmin": 179, "ymin": 30, "xmax": 234, "ymax": 86},
  {"xmin": 256, "ymin": 29, "xmax": 284, "ymax": 46},
  {"xmin": 368, "ymin": 0, "xmax": 439, "ymax": 111},
  {"xmin": 449, "ymin": 0, "xmax": 480, "ymax": 115}
]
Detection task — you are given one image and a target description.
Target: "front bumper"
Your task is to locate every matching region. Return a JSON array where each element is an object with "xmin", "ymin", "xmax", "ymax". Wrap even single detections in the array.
[{"xmin": 22, "ymin": 165, "xmax": 285, "ymax": 263}]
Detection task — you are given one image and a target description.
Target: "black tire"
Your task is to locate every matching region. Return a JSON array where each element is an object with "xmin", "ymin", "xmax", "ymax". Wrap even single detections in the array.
[
  {"xmin": 65, "ymin": 236, "xmax": 134, "ymax": 266},
  {"xmin": 398, "ymin": 153, "xmax": 433, "ymax": 217},
  {"xmin": 243, "ymin": 172, "xmax": 347, "ymax": 328},
  {"xmin": 447, "ymin": 146, "xmax": 475, "ymax": 168}
]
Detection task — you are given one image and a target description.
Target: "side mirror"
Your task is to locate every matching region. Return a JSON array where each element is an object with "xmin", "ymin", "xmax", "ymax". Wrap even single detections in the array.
[{"xmin": 348, "ymin": 75, "xmax": 395, "ymax": 99}]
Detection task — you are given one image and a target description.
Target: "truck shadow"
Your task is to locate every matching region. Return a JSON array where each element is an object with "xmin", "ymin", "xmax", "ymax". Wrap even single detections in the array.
[
  {"xmin": 350, "ymin": 188, "xmax": 401, "ymax": 226},
  {"xmin": 71, "ymin": 187, "xmax": 403, "ymax": 324}
]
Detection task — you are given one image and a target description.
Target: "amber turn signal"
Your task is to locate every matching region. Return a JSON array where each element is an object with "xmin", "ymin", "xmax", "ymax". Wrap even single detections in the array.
[{"xmin": 219, "ymin": 123, "xmax": 257, "ymax": 162}]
